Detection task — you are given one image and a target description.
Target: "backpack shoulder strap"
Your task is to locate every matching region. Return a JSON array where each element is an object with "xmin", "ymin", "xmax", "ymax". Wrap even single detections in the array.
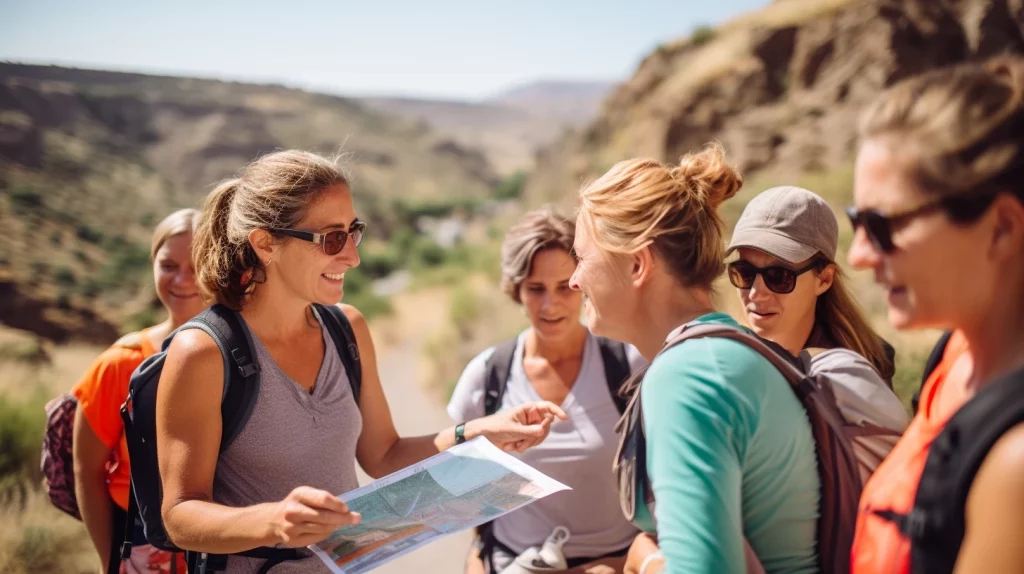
[
  {"xmin": 595, "ymin": 336, "xmax": 631, "ymax": 414},
  {"xmin": 183, "ymin": 304, "xmax": 261, "ymax": 453},
  {"xmin": 666, "ymin": 323, "xmax": 807, "ymax": 387},
  {"xmin": 483, "ymin": 338, "xmax": 519, "ymax": 416},
  {"xmin": 912, "ymin": 331, "xmax": 953, "ymax": 414},
  {"xmin": 922, "ymin": 332, "xmax": 953, "ymax": 383},
  {"xmin": 906, "ymin": 366, "xmax": 1024, "ymax": 573},
  {"xmin": 313, "ymin": 304, "xmax": 362, "ymax": 405}
]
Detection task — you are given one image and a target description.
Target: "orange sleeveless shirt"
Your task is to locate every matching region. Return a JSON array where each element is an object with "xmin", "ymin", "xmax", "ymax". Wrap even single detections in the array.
[
  {"xmin": 851, "ymin": 331, "xmax": 973, "ymax": 574},
  {"xmin": 72, "ymin": 329, "xmax": 157, "ymax": 511}
]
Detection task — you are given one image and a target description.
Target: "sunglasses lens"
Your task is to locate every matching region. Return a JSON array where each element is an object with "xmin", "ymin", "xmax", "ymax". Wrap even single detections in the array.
[
  {"xmin": 350, "ymin": 223, "xmax": 365, "ymax": 247},
  {"xmin": 727, "ymin": 264, "xmax": 756, "ymax": 289},
  {"xmin": 762, "ymin": 267, "xmax": 797, "ymax": 294},
  {"xmin": 863, "ymin": 212, "xmax": 894, "ymax": 253},
  {"xmin": 323, "ymin": 231, "xmax": 347, "ymax": 256}
]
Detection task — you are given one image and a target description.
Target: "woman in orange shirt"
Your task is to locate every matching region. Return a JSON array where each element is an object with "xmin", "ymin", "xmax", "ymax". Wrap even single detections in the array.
[
  {"xmin": 847, "ymin": 56, "xmax": 1024, "ymax": 573},
  {"xmin": 73, "ymin": 208, "xmax": 206, "ymax": 573}
]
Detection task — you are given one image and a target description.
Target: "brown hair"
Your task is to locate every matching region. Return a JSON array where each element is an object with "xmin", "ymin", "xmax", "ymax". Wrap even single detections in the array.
[
  {"xmin": 150, "ymin": 208, "xmax": 199, "ymax": 261},
  {"xmin": 859, "ymin": 55, "xmax": 1024, "ymax": 203},
  {"xmin": 816, "ymin": 268, "xmax": 896, "ymax": 381},
  {"xmin": 193, "ymin": 150, "xmax": 350, "ymax": 309},
  {"xmin": 500, "ymin": 207, "xmax": 575, "ymax": 303},
  {"xmin": 578, "ymin": 141, "xmax": 743, "ymax": 289}
]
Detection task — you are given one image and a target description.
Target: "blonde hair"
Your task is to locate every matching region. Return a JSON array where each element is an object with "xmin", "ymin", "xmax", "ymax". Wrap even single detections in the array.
[
  {"xmin": 150, "ymin": 208, "xmax": 199, "ymax": 261},
  {"xmin": 817, "ymin": 269, "xmax": 895, "ymax": 381},
  {"xmin": 859, "ymin": 55, "xmax": 1024, "ymax": 203},
  {"xmin": 500, "ymin": 207, "xmax": 575, "ymax": 303},
  {"xmin": 193, "ymin": 150, "xmax": 350, "ymax": 310},
  {"xmin": 578, "ymin": 142, "xmax": 743, "ymax": 288}
]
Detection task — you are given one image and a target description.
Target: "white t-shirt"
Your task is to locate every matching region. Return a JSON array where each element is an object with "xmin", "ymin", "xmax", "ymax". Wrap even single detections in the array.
[{"xmin": 447, "ymin": 330, "xmax": 647, "ymax": 559}]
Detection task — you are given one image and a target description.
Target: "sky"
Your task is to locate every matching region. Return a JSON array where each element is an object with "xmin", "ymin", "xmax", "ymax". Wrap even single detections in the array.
[{"xmin": 0, "ymin": 0, "xmax": 767, "ymax": 101}]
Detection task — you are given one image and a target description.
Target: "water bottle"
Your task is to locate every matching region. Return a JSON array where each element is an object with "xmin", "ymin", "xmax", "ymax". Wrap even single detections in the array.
[{"xmin": 498, "ymin": 526, "xmax": 570, "ymax": 573}]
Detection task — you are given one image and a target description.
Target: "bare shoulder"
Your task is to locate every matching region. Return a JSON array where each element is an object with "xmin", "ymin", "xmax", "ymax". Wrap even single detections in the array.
[
  {"xmin": 974, "ymin": 422, "xmax": 1024, "ymax": 490},
  {"xmin": 166, "ymin": 327, "xmax": 222, "ymax": 365},
  {"xmin": 338, "ymin": 303, "xmax": 368, "ymax": 333},
  {"xmin": 161, "ymin": 327, "xmax": 225, "ymax": 398}
]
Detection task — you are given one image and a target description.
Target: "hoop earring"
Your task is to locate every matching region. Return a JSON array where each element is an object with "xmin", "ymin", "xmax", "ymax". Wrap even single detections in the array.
[{"xmin": 265, "ymin": 258, "xmax": 272, "ymax": 266}]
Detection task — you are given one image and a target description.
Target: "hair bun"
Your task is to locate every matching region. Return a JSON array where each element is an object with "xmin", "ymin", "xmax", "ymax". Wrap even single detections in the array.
[{"xmin": 672, "ymin": 141, "xmax": 743, "ymax": 211}]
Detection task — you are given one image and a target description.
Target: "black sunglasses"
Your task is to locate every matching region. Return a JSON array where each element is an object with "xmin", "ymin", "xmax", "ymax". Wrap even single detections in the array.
[
  {"xmin": 846, "ymin": 191, "xmax": 999, "ymax": 254},
  {"xmin": 727, "ymin": 260, "xmax": 821, "ymax": 294},
  {"xmin": 267, "ymin": 221, "xmax": 366, "ymax": 256}
]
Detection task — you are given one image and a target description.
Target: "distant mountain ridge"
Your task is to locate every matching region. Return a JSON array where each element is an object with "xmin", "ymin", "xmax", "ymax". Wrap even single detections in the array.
[{"xmin": 361, "ymin": 80, "xmax": 615, "ymax": 175}]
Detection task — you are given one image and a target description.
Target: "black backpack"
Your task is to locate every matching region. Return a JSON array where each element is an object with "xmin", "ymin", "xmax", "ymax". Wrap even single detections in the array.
[
  {"xmin": 878, "ymin": 333, "xmax": 1024, "ymax": 573},
  {"xmin": 483, "ymin": 335, "xmax": 632, "ymax": 417},
  {"xmin": 910, "ymin": 331, "xmax": 953, "ymax": 414},
  {"xmin": 476, "ymin": 334, "xmax": 631, "ymax": 568},
  {"xmin": 116, "ymin": 303, "xmax": 362, "ymax": 574}
]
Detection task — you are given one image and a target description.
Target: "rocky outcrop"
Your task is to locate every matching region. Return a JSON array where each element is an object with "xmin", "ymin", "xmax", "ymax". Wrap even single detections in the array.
[{"xmin": 525, "ymin": 0, "xmax": 1024, "ymax": 205}]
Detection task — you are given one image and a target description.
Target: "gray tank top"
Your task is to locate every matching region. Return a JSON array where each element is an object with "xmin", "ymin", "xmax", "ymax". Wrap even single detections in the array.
[{"xmin": 214, "ymin": 315, "xmax": 363, "ymax": 573}]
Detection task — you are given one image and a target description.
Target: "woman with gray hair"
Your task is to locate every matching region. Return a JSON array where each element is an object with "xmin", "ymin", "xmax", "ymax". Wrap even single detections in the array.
[{"xmin": 449, "ymin": 207, "xmax": 644, "ymax": 574}]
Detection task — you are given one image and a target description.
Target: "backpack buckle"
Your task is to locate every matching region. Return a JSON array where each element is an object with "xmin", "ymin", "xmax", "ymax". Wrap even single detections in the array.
[
  {"xmin": 231, "ymin": 348, "xmax": 260, "ymax": 378},
  {"xmin": 902, "ymin": 508, "xmax": 929, "ymax": 539}
]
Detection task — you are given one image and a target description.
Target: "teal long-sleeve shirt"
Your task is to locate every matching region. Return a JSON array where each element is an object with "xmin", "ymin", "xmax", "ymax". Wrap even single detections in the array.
[{"xmin": 633, "ymin": 313, "xmax": 820, "ymax": 574}]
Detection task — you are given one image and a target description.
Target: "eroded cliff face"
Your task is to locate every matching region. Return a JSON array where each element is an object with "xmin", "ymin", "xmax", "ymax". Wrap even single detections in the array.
[{"xmin": 526, "ymin": 0, "xmax": 1024, "ymax": 206}]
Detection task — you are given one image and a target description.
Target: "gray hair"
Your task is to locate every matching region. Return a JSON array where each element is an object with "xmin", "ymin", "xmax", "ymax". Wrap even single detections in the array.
[{"xmin": 500, "ymin": 207, "xmax": 576, "ymax": 303}]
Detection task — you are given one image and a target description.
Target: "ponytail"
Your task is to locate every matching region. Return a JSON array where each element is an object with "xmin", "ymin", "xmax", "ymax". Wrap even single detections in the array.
[
  {"xmin": 194, "ymin": 150, "xmax": 349, "ymax": 309},
  {"xmin": 194, "ymin": 179, "xmax": 263, "ymax": 310}
]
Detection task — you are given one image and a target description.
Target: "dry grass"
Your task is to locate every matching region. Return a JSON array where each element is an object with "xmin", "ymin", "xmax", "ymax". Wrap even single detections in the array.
[
  {"xmin": 0, "ymin": 328, "xmax": 103, "ymax": 401},
  {"xmin": 727, "ymin": 0, "xmax": 860, "ymax": 31},
  {"xmin": 0, "ymin": 330, "xmax": 105, "ymax": 574},
  {"xmin": 0, "ymin": 489, "xmax": 95, "ymax": 574},
  {"xmin": 417, "ymin": 273, "xmax": 527, "ymax": 400}
]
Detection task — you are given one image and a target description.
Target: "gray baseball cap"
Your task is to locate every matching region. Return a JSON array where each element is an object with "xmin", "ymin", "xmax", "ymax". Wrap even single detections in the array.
[{"xmin": 727, "ymin": 186, "xmax": 838, "ymax": 264}]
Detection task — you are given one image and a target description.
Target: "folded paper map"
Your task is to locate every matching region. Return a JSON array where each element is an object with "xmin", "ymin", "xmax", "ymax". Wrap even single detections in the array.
[{"xmin": 309, "ymin": 437, "xmax": 570, "ymax": 574}]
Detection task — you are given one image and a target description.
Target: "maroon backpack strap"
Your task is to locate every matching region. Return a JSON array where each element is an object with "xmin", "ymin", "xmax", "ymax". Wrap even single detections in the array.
[
  {"xmin": 666, "ymin": 322, "xmax": 859, "ymax": 574},
  {"xmin": 665, "ymin": 324, "xmax": 807, "ymax": 383}
]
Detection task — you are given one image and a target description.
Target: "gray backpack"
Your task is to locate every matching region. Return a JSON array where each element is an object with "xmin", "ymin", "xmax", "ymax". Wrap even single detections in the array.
[{"xmin": 613, "ymin": 323, "xmax": 904, "ymax": 574}]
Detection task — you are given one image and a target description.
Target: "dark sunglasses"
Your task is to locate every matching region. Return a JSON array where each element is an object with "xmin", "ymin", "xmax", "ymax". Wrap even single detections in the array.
[
  {"xmin": 267, "ymin": 221, "xmax": 366, "ymax": 256},
  {"xmin": 846, "ymin": 191, "xmax": 999, "ymax": 254},
  {"xmin": 727, "ymin": 260, "xmax": 821, "ymax": 294}
]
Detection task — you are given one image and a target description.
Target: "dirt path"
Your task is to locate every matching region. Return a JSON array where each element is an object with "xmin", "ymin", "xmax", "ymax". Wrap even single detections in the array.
[{"xmin": 356, "ymin": 289, "xmax": 471, "ymax": 574}]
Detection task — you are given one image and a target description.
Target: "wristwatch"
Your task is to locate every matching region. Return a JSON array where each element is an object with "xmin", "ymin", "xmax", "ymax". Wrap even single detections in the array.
[{"xmin": 455, "ymin": 422, "xmax": 467, "ymax": 445}]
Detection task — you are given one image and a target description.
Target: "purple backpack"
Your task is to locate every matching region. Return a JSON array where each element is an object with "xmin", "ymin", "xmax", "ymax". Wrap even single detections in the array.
[{"xmin": 40, "ymin": 333, "xmax": 142, "ymax": 520}]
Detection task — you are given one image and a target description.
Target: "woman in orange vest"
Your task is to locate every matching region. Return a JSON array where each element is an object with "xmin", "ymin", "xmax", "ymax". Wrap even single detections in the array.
[
  {"xmin": 73, "ymin": 209, "xmax": 205, "ymax": 573},
  {"xmin": 847, "ymin": 56, "xmax": 1024, "ymax": 573}
]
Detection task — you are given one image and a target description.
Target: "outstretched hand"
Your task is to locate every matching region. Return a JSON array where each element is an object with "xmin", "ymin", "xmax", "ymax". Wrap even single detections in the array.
[{"xmin": 474, "ymin": 400, "xmax": 567, "ymax": 453}]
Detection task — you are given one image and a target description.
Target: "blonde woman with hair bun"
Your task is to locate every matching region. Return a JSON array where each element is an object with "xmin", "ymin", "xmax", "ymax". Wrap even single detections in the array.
[{"xmin": 570, "ymin": 143, "xmax": 819, "ymax": 574}]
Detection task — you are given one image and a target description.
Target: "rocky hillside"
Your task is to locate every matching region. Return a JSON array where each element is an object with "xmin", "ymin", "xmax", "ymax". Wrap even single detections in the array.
[
  {"xmin": 525, "ymin": 0, "xmax": 1024, "ymax": 206},
  {"xmin": 0, "ymin": 64, "xmax": 500, "ymax": 342}
]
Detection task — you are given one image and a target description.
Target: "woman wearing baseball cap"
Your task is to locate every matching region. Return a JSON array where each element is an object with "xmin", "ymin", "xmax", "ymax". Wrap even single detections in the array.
[{"xmin": 726, "ymin": 185, "xmax": 897, "ymax": 383}]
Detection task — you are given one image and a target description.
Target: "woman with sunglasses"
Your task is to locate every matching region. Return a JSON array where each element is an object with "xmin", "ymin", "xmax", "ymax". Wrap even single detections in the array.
[
  {"xmin": 848, "ymin": 57, "xmax": 1024, "ymax": 573},
  {"xmin": 571, "ymin": 143, "xmax": 821, "ymax": 574},
  {"xmin": 726, "ymin": 186, "xmax": 898, "ymax": 386},
  {"xmin": 155, "ymin": 150, "xmax": 566, "ymax": 573}
]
